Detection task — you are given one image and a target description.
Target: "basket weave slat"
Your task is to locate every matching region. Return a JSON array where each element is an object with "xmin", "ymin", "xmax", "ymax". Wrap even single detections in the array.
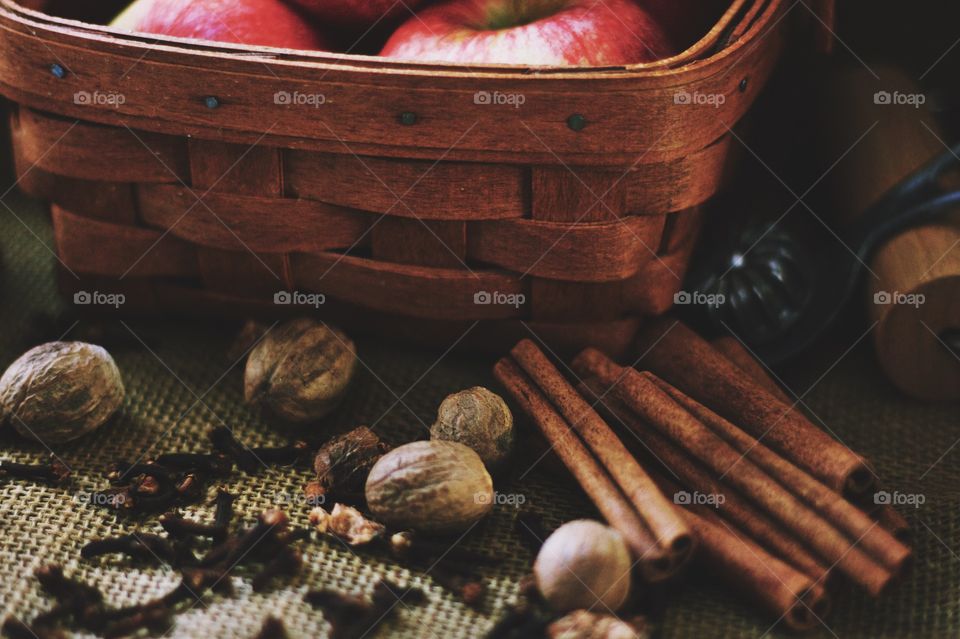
[
  {"xmin": 14, "ymin": 108, "xmax": 189, "ymax": 182},
  {"xmin": 0, "ymin": 0, "xmax": 830, "ymax": 353},
  {"xmin": 137, "ymin": 186, "xmax": 372, "ymax": 254},
  {"xmin": 285, "ymin": 150, "xmax": 529, "ymax": 219},
  {"xmin": 0, "ymin": 0, "xmax": 786, "ymax": 164},
  {"xmin": 51, "ymin": 205, "xmax": 196, "ymax": 278}
]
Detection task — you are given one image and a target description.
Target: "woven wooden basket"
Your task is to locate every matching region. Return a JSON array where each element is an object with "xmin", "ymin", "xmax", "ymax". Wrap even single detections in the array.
[{"xmin": 0, "ymin": 0, "xmax": 831, "ymax": 354}]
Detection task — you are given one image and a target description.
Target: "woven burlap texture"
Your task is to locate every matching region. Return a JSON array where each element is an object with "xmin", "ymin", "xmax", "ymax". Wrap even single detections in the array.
[{"xmin": 0, "ymin": 192, "xmax": 957, "ymax": 639}]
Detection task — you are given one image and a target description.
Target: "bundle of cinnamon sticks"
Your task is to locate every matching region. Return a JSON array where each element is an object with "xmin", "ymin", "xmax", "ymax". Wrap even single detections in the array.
[{"xmin": 494, "ymin": 320, "xmax": 912, "ymax": 632}]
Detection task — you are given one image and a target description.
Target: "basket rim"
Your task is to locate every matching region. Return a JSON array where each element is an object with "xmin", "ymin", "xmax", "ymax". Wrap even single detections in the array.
[{"xmin": 0, "ymin": 0, "xmax": 783, "ymax": 82}]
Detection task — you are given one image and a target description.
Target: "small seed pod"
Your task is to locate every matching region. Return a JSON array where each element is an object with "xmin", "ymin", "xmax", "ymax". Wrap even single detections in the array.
[
  {"xmin": 0, "ymin": 341, "xmax": 125, "ymax": 443},
  {"xmin": 365, "ymin": 440, "xmax": 494, "ymax": 534},
  {"xmin": 534, "ymin": 520, "xmax": 632, "ymax": 613},
  {"xmin": 244, "ymin": 318, "xmax": 357, "ymax": 423},
  {"xmin": 431, "ymin": 386, "xmax": 513, "ymax": 470}
]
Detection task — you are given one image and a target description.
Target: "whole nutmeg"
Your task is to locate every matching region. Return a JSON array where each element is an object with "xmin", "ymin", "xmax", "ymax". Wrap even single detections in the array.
[
  {"xmin": 365, "ymin": 440, "xmax": 494, "ymax": 534},
  {"xmin": 534, "ymin": 520, "xmax": 632, "ymax": 613},
  {"xmin": 0, "ymin": 341, "xmax": 125, "ymax": 443},
  {"xmin": 430, "ymin": 386, "xmax": 513, "ymax": 470},
  {"xmin": 244, "ymin": 318, "xmax": 357, "ymax": 423}
]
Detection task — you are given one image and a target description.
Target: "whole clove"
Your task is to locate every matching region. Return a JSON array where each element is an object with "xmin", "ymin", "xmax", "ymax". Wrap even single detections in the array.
[
  {"xmin": 154, "ymin": 452, "xmax": 233, "ymax": 475},
  {"xmin": 430, "ymin": 565, "xmax": 486, "ymax": 607},
  {"xmin": 81, "ymin": 533, "xmax": 177, "ymax": 565},
  {"xmin": 252, "ymin": 616, "xmax": 289, "ymax": 639},
  {"xmin": 486, "ymin": 575, "xmax": 553, "ymax": 639},
  {"xmin": 251, "ymin": 441, "xmax": 311, "ymax": 466},
  {"xmin": 209, "ymin": 427, "xmax": 263, "ymax": 474},
  {"xmin": 0, "ymin": 458, "xmax": 70, "ymax": 485},
  {"xmin": 214, "ymin": 489, "xmax": 236, "ymax": 529},
  {"xmin": 372, "ymin": 579, "xmax": 427, "ymax": 607},
  {"xmin": 199, "ymin": 509, "xmax": 289, "ymax": 568},
  {"xmin": 305, "ymin": 578, "xmax": 426, "ymax": 639},
  {"xmin": 160, "ymin": 513, "xmax": 227, "ymax": 542},
  {"xmin": 109, "ymin": 461, "xmax": 173, "ymax": 486},
  {"xmin": 251, "ymin": 548, "xmax": 303, "ymax": 592},
  {"xmin": 2, "ymin": 616, "xmax": 67, "ymax": 639}
]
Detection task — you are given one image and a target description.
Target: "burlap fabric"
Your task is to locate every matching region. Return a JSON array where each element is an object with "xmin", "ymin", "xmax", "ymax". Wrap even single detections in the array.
[{"xmin": 0, "ymin": 191, "xmax": 957, "ymax": 638}]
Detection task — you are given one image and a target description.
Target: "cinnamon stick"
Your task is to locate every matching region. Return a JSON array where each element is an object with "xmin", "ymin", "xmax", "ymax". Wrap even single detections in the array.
[
  {"xmin": 647, "ymin": 376, "xmax": 912, "ymax": 575},
  {"xmin": 572, "ymin": 349, "xmax": 895, "ymax": 597},
  {"xmin": 579, "ymin": 379, "xmax": 831, "ymax": 583},
  {"xmin": 508, "ymin": 340, "xmax": 693, "ymax": 567},
  {"xmin": 635, "ymin": 319, "xmax": 875, "ymax": 497},
  {"xmin": 664, "ymin": 480, "xmax": 831, "ymax": 633},
  {"xmin": 710, "ymin": 336, "xmax": 792, "ymax": 404},
  {"xmin": 710, "ymin": 337, "xmax": 912, "ymax": 546},
  {"xmin": 875, "ymin": 504, "xmax": 911, "ymax": 541},
  {"xmin": 493, "ymin": 357, "xmax": 676, "ymax": 582}
]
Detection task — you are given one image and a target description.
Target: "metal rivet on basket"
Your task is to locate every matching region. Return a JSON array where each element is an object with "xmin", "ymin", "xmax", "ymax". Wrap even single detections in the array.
[
  {"xmin": 399, "ymin": 111, "xmax": 418, "ymax": 126},
  {"xmin": 49, "ymin": 63, "xmax": 66, "ymax": 79},
  {"xmin": 204, "ymin": 96, "xmax": 221, "ymax": 109},
  {"xmin": 739, "ymin": 78, "xmax": 749, "ymax": 93},
  {"xmin": 567, "ymin": 114, "xmax": 587, "ymax": 132}
]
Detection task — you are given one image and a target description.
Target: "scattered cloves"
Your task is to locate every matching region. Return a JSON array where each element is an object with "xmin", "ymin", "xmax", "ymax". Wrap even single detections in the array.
[
  {"xmin": 252, "ymin": 548, "xmax": 303, "ymax": 592},
  {"xmin": 0, "ymin": 458, "xmax": 70, "ymax": 485},
  {"xmin": 305, "ymin": 578, "xmax": 426, "ymax": 639},
  {"xmin": 252, "ymin": 616, "xmax": 289, "ymax": 639},
  {"xmin": 81, "ymin": 533, "xmax": 177, "ymax": 565},
  {"xmin": 251, "ymin": 440, "xmax": 311, "ymax": 466},
  {"xmin": 209, "ymin": 427, "xmax": 264, "ymax": 474}
]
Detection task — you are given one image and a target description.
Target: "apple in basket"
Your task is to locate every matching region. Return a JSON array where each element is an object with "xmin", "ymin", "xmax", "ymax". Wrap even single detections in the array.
[
  {"xmin": 111, "ymin": 0, "xmax": 331, "ymax": 50},
  {"xmin": 380, "ymin": 0, "xmax": 675, "ymax": 66},
  {"xmin": 283, "ymin": 0, "xmax": 428, "ymax": 28}
]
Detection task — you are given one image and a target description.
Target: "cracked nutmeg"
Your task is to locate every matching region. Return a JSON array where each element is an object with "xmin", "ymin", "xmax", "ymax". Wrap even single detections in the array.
[
  {"xmin": 365, "ymin": 440, "xmax": 494, "ymax": 534},
  {"xmin": 431, "ymin": 386, "xmax": 514, "ymax": 471},
  {"xmin": 0, "ymin": 341, "xmax": 125, "ymax": 443},
  {"xmin": 244, "ymin": 318, "xmax": 357, "ymax": 423}
]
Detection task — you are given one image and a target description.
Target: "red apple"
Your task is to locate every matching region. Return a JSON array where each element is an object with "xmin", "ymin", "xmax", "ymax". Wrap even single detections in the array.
[
  {"xmin": 284, "ymin": 0, "xmax": 427, "ymax": 29},
  {"xmin": 380, "ymin": 0, "xmax": 675, "ymax": 66},
  {"xmin": 111, "ymin": 0, "xmax": 331, "ymax": 50}
]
